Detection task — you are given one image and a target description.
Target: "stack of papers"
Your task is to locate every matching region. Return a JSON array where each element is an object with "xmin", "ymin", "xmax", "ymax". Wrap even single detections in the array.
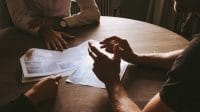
[{"xmin": 20, "ymin": 40, "xmax": 128, "ymax": 88}]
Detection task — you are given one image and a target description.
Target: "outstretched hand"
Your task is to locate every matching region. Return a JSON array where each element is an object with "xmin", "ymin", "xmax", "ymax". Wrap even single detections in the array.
[
  {"xmin": 25, "ymin": 75, "xmax": 62, "ymax": 106},
  {"xmin": 88, "ymin": 42, "xmax": 121, "ymax": 86},
  {"xmin": 100, "ymin": 36, "xmax": 138, "ymax": 63}
]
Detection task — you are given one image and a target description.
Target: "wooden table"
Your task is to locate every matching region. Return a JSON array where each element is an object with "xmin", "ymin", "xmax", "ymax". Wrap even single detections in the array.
[{"xmin": 0, "ymin": 16, "xmax": 189, "ymax": 112}]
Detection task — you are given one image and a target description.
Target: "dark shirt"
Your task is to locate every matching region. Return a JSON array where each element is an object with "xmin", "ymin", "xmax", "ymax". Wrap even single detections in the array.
[
  {"xmin": 160, "ymin": 37, "xmax": 200, "ymax": 112},
  {"xmin": 179, "ymin": 13, "xmax": 200, "ymax": 40},
  {"xmin": 0, "ymin": 94, "xmax": 36, "ymax": 112}
]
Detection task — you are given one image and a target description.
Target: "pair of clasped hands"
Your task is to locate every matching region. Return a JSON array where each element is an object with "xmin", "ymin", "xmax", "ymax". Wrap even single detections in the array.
[{"xmin": 28, "ymin": 17, "xmax": 74, "ymax": 51}]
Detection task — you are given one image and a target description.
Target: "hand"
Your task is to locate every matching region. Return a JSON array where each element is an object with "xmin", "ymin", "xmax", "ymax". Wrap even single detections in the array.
[
  {"xmin": 28, "ymin": 17, "xmax": 62, "ymax": 30},
  {"xmin": 100, "ymin": 36, "xmax": 138, "ymax": 63},
  {"xmin": 25, "ymin": 75, "xmax": 62, "ymax": 106},
  {"xmin": 39, "ymin": 28, "xmax": 70, "ymax": 51},
  {"xmin": 88, "ymin": 42, "xmax": 121, "ymax": 86},
  {"xmin": 28, "ymin": 17, "xmax": 44, "ymax": 29}
]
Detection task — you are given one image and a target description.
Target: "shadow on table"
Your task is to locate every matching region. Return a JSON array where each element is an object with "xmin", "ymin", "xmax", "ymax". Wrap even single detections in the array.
[
  {"xmin": 122, "ymin": 65, "xmax": 168, "ymax": 109},
  {"xmin": 0, "ymin": 27, "xmax": 45, "ymax": 58}
]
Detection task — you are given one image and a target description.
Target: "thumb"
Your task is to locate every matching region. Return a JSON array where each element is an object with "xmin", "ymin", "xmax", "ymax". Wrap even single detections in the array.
[
  {"xmin": 53, "ymin": 75, "xmax": 62, "ymax": 82},
  {"xmin": 113, "ymin": 44, "xmax": 121, "ymax": 62}
]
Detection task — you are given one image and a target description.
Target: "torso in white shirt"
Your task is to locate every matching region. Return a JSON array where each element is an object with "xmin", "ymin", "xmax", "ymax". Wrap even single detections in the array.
[{"xmin": 25, "ymin": 0, "xmax": 71, "ymax": 17}]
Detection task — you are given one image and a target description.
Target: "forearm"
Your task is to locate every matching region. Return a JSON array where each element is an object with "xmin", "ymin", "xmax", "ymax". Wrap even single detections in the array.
[
  {"xmin": 63, "ymin": 0, "xmax": 100, "ymax": 27},
  {"xmin": 132, "ymin": 49, "xmax": 184, "ymax": 70},
  {"xmin": 0, "ymin": 94, "xmax": 36, "ymax": 112},
  {"xmin": 105, "ymin": 83, "xmax": 141, "ymax": 112}
]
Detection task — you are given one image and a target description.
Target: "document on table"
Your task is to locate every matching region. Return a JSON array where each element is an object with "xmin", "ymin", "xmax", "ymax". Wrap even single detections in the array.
[
  {"xmin": 20, "ymin": 41, "xmax": 87, "ymax": 82},
  {"xmin": 20, "ymin": 47, "xmax": 83, "ymax": 78},
  {"xmin": 66, "ymin": 40, "xmax": 128, "ymax": 88},
  {"xmin": 20, "ymin": 39, "xmax": 128, "ymax": 88}
]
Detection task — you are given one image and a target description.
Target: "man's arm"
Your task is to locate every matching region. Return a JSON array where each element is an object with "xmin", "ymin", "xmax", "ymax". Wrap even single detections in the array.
[
  {"xmin": 88, "ymin": 43, "xmax": 141, "ymax": 112},
  {"xmin": 132, "ymin": 49, "xmax": 184, "ymax": 70},
  {"xmin": 100, "ymin": 36, "xmax": 185, "ymax": 70},
  {"xmin": 105, "ymin": 82, "xmax": 174, "ymax": 112},
  {"xmin": 106, "ymin": 83, "xmax": 141, "ymax": 112},
  {"xmin": 6, "ymin": 0, "xmax": 39, "ymax": 35},
  {"xmin": 88, "ymin": 42, "xmax": 177, "ymax": 112},
  {"xmin": 0, "ymin": 75, "xmax": 61, "ymax": 112},
  {"xmin": 142, "ymin": 93, "xmax": 175, "ymax": 112},
  {"xmin": 63, "ymin": 0, "xmax": 101, "ymax": 27}
]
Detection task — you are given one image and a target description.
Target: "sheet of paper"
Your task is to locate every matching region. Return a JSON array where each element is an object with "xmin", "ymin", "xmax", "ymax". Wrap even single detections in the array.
[
  {"xmin": 21, "ymin": 70, "xmax": 75, "ymax": 83},
  {"xmin": 66, "ymin": 40, "xmax": 128, "ymax": 88},
  {"xmin": 20, "ymin": 43, "xmax": 86, "ymax": 78},
  {"xmin": 20, "ymin": 39, "xmax": 97, "ymax": 83},
  {"xmin": 20, "ymin": 39, "xmax": 128, "ymax": 87}
]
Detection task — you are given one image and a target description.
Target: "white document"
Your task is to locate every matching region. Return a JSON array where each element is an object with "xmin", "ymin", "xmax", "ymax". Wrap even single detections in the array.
[
  {"xmin": 20, "ymin": 48, "xmax": 81, "ymax": 78},
  {"xmin": 66, "ymin": 40, "xmax": 128, "ymax": 88},
  {"xmin": 21, "ymin": 70, "xmax": 75, "ymax": 83},
  {"xmin": 20, "ymin": 41, "xmax": 89, "ymax": 83},
  {"xmin": 20, "ymin": 39, "xmax": 128, "ymax": 87}
]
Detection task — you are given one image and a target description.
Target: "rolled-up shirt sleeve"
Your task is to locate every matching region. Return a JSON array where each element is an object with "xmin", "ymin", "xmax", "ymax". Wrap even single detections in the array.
[
  {"xmin": 6, "ymin": 0, "xmax": 39, "ymax": 35},
  {"xmin": 64, "ymin": 0, "xmax": 101, "ymax": 28}
]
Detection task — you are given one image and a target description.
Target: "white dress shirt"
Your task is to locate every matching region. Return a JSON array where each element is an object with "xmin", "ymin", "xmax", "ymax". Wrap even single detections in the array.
[{"xmin": 6, "ymin": 0, "xmax": 100, "ymax": 35}]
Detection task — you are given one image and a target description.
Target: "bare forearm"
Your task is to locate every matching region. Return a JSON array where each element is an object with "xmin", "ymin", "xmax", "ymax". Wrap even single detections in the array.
[
  {"xmin": 106, "ymin": 83, "xmax": 141, "ymax": 112},
  {"xmin": 132, "ymin": 49, "xmax": 184, "ymax": 70}
]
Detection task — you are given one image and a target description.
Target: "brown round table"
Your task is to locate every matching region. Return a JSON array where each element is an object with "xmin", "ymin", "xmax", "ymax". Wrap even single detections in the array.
[{"xmin": 0, "ymin": 16, "xmax": 188, "ymax": 112}]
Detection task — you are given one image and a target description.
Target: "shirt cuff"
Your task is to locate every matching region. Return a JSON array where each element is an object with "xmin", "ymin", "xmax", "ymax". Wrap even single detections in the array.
[{"xmin": 63, "ymin": 16, "xmax": 77, "ymax": 28}]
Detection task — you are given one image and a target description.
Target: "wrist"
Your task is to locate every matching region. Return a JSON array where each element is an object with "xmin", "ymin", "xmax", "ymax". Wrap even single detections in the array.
[
  {"xmin": 38, "ymin": 27, "xmax": 52, "ymax": 37},
  {"xmin": 24, "ymin": 89, "xmax": 39, "ymax": 106},
  {"xmin": 105, "ymin": 80, "xmax": 121, "ymax": 91},
  {"xmin": 57, "ymin": 18, "xmax": 68, "ymax": 31},
  {"xmin": 105, "ymin": 82, "xmax": 125, "ymax": 98}
]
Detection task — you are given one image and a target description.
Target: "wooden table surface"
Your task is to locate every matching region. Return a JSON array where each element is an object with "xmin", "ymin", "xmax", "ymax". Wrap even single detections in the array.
[{"xmin": 0, "ymin": 16, "xmax": 189, "ymax": 112}]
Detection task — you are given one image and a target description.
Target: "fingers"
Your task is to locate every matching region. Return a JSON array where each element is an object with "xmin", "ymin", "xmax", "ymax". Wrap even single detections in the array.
[
  {"xmin": 57, "ymin": 36, "xmax": 68, "ymax": 49},
  {"xmin": 45, "ymin": 38, "xmax": 66, "ymax": 51},
  {"xmin": 50, "ymin": 40, "xmax": 58, "ymax": 51},
  {"xmin": 88, "ymin": 47, "xmax": 96, "ymax": 61},
  {"xmin": 100, "ymin": 36, "xmax": 122, "ymax": 44},
  {"xmin": 49, "ymin": 40, "xmax": 64, "ymax": 51},
  {"xmin": 43, "ymin": 75, "xmax": 62, "ymax": 82},
  {"xmin": 41, "ymin": 29, "xmax": 70, "ymax": 51},
  {"xmin": 88, "ymin": 42, "xmax": 97, "ymax": 61},
  {"xmin": 88, "ymin": 42, "xmax": 104, "ymax": 59},
  {"xmin": 52, "ymin": 75, "xmax": 62, "ymax": 82},
  {"xmin": 113, "ymin": 44, "xmax": 121, "ymax": 62},
  {"xmin": 61, "ymin": 32, "xmax": 75, "ymax": 39},
  {"xmin": 54, "ymin": 38, "xmax": 64, "ymax": 51},
  {"xmin": 100, "ymin": 36, "xmax": 117, "ymax": 44},
  {"xmin": 45, "ymin": 41, "xmax": 51, "ymax": 50},
  {"xmin": 100, "ymin": 36, "xmax": 125, "ymax": 54},
  {"xmin": 100, "ymin": 44, "xmax": 114, "ymax": 53}
]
